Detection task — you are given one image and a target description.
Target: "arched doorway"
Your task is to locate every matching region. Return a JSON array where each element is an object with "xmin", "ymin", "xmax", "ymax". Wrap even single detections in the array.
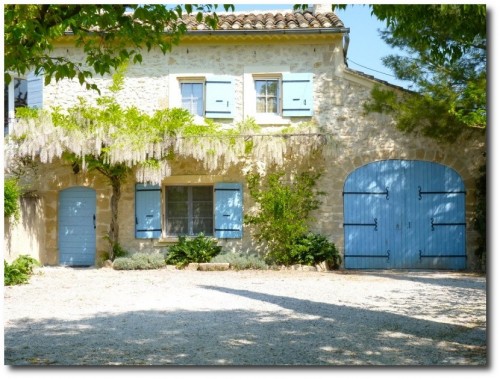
[{"xmin": 343, "ymin": 160, "xmax": 466, "ymax": 269}]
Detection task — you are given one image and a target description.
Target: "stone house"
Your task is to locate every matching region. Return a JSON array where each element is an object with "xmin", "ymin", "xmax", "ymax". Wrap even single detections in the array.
[{"xmin": 4, "ymin": 6, "xmax": 486, "ymax": 269}]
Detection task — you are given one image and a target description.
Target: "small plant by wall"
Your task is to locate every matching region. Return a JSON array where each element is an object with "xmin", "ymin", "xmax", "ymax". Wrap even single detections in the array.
[
  {"xmin": 289, "ymin": 233, "xmax": 342, "ymax": 269},
  {"xmin": 473, "ymin": 163, "xmax": 486, "ymax": 271},
  {"xmin": 210, "ymin": 252, "xmax": 268, "ymax": 270},
  {"xmin": 4, "ymin": 177, "xmax": 21, "ymax": 221},
  {"xmin": 165, "ymin": 234, "xmax": 222, "ymax": 268},
  {"xmin": 4, "ymin": 255, "xmax": 40, "ymax": 285},
  {"xmin": 112, "ymin": 252, "xmax": 166, "ymax": 270}
]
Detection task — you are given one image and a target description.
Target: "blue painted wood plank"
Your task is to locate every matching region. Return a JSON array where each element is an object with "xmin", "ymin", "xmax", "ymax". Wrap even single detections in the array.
[
  {"xmin": 344, "ymin": 160, "xmax": 466, "ymax": 269},
  {"xmin": 58, "ymin": 187, "xmax": 96, "ymax": 266}
]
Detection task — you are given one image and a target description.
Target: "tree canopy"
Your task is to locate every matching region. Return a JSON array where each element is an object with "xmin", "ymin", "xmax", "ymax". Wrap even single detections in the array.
[
  {"xmin": 365, "ymin": 4, "xmax": 486, "ymax": 142},
  {"xmin": 293, "ymin": 4, "xmax": 486, "ymax": 141},
  {"xmin": 4, "ymin": 4, "xmax": 234, "ymax": 91}
]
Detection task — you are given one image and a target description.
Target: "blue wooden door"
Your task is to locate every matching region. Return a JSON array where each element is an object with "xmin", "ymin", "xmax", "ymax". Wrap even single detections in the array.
[
  {"xmin": 58, "ymin": 187, "xmax": 96, "ymax": 266},
  {"xmin": 135, "ymin": 184, "xmax": 162, "ymax": 238},
  {"xmin": 343, "ymin": 160, "xmax": 466, "ymax": 269},
  {"xmin": 405, "ymin": 161, "xmax": 466, "ymax": 269}
]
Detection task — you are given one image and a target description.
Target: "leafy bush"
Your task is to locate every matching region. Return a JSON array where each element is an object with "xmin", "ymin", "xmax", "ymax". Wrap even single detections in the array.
[
  {"xmin": 473, "ymin": 163, "xmax": 486, "ymax": 271},
  {"xmin": 111, "ymin": 242, "xmax": 129, "ymax": 260},
  {"xmin": 210, "ymin": 252, "xmax": 268, "ymax": 270},
  {"xmin": 4, "ymin": 255, "xmax": 40, "ymax": 285},
  {"xmin": 289, "ymin": 233, "xmax": 342, "ymax": 269},
  {"xmin": 103, "ymin": 235, "xmax": 130, "ymax": 261},
  {"xmin": 4, "ymin": 178, "xmax": 21, "ymax": 220},
  {"xmin": 113, "ymin": 252, "xmax": 166, "ymax": 270},
  {"xmin": 165, "ymin": 234, "xmax": 222, "ymax": 268},
  {"xmin": 245, "ymin": 171, "xmax": 324, "ymax": 265}
]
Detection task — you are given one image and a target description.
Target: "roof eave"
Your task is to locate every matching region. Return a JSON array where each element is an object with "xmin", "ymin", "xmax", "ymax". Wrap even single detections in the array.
[
  {"xmin": 62, "ymin": 27, "xmax": 349, "ymax": 37},
  {"xmin": 183, "ymin": 27, "xmax": 350, "ymax": 36}
]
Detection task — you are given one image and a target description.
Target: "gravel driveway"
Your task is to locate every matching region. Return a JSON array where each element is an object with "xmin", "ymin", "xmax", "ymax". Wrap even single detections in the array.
[{"xmin": 3, "ymin": 266, "xmax": 486, "ymax": 366}]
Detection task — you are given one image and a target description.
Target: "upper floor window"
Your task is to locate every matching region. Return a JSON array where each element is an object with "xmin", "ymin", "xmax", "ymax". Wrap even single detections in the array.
[
  {"xmin": 14, "ymin": 78, "xmax": 28, "ymax": 108},
  {"xmin": 169, "ymin": 72, "xmax": 234, "ymax": 119},
  {"xmin": 181, "ymin": 81, "xmax": 204, "ymax": 117},
  {"xmin": 255, "ymin": 78, "xmax": 280, "ymax": 115},
  {"xmin": 4, "ymin": 73, "xmax": 43, "ymax": 135},
  {"xmin": 244, "ymin": 66, "xmax": 313, "ymax": 124}
]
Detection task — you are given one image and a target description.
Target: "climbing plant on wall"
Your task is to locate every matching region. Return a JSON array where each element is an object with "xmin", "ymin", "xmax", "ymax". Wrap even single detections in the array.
[
  {"xmin": 5, "ymin": 63, "xmax": 333, "ymax": 260},
  {"xmin": 244, "ymin": 170, "xmax": 325, "ymax": 265}
]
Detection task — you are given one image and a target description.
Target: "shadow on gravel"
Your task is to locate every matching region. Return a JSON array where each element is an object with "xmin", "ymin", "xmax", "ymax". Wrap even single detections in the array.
[
  {"xmin": 5, "ymin": 285, "xmax": 486, "ymax": 366},
  {"xmin": 345, "ymin": 271, "xmax": 486, "ymax": 290}
]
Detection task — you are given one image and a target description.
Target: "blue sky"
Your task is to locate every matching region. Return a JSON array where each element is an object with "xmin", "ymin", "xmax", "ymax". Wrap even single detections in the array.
[{"xmin": 231, "ymin": 3, "xmax": 412, "ymax": 89}]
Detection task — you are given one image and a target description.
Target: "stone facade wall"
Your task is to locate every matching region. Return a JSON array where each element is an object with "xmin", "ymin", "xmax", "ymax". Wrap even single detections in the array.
[
  {"xmin": 4, "ymin": 196, "xmax": 45, "ymax": 263},
  {"xmin": 15, "ymin": 34, "xmax": 485, "ymax": 268}
]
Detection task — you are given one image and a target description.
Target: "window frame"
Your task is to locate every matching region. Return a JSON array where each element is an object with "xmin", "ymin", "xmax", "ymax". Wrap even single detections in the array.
[
  {"xmin": 254, "ymin": 76, "xmax": 281, "ymax": 116},
  {"xmin": 179, "ymin": 79, "xmax": 205, "ymax": 117},
  {"xmin": 164, "ymin": 185, "xmax": 215, "ymax": 237},
  {"xmin": 168, "ymin": 71, "xmax": 234, "ymax": 120},
  {"xmin": 4, "ymin": 72, "xmax": 43, "ymax": 135},
  {"xmin": 134, "ymin": 180, "xmax": 243, "ymax": 240},
  {"xmin": 244, "ymin": 65, "xmax": 290, "ymax": 125}
]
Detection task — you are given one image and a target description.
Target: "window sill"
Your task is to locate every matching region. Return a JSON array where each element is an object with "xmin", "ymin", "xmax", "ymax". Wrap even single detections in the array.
[
  {"xmin": 155, "ymin": 236, "xmax": 217, "ymax": 246},
  {"xmin": 254, "ymin": 114, "xmax": 291, "ymax": 126},
  {"xmin": 154, "ymin": 237, "xmax": 179, "ymax": 247}
]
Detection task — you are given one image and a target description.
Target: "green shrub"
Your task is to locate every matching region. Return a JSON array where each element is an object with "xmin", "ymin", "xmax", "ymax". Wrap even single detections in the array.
[
  {"xmin": 4, "ymin": 178, "xmax": 21, "ymax": 220},
  {"xmin": 289, "ymin": 233, "xmax": 342, "ymax": 269},
  {"xmin": 245, "ymin": 171, "xmax": 324, "ymax": 266},
  {"xmin": 113, "ymin": 252, "xmax": 166, "ymax": 270},
  {"xmin": 473, "ymin": 163, "xmax": 486, "ymax": 271},
  {"xmin": 210, "ymin": 252, "xmax": 268, "ymax": 270},
  {"xmin": 103, "ymin": 235, "xmax": 129, "ymax": 261},
  {"xmin": 4, "ymin": 255, "xmax": 40, "ymax": 285},
  {"xmin": 165, "ymin": 234, "xmax": 222, "ymax": 268}
]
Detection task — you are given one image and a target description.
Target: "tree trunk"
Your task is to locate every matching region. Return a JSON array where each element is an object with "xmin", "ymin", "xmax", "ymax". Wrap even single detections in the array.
[{"xmin": 108, "ymin": 176, "xmax": 121, "ymax": 260}]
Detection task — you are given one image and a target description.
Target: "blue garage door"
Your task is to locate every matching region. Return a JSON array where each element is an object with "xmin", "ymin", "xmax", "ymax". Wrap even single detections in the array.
[
  {"xmin": 343, "ymin": 160, "xmax": 466, "ymax": 269},
  {"xmin": 58, "ymin": 187, "xmax": 96, "ymax": 266}
]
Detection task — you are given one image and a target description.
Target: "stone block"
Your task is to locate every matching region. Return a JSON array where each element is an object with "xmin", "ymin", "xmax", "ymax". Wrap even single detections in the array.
[{"xmin": 198, "ymin": 263, "xmax": 230, "ymax": 271}]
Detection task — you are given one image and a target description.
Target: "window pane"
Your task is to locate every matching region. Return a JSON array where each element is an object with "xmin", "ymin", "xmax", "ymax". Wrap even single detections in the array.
[
  {"xmin": 193, "ymin": 218, "xmax": 213, "ymax": 235},
  {"xmin": 4, "ymin": 85, "xmax": 8, "ymax": 132},
  {"xmin": 255, "ymin": 81, "xmax": 266, "ymax": 96},
  {"xmin": 192, "ymin": 186, "xmax": 212, "ymax": 201},
  {"xmin": 181, "ymin": 83, "xmax": 203, "ymax": 116},
  {"xmin": 167, "ymin": 218, "xmax": 189, "ymax": 235},
  {"xmin": 191, "ymin": 83, "xmax": 203, "ymax": 100},
  {"xmin": 266, "ymin": 81, "xmax": 278, "ymax": 96},
  {"xmin": 167, "ymin": 202, "xmax": 188, "ymax": 218},
  {"xmin": 14, "ymin": 78, "xmax": 28, "ymax": 109},
  {"xmin": 166, "ymin": 186, "xmax": 188, "ymax": 235},
  {"xmin": 193, "ymin": 202, "xmax": 213, "ymax": 218},
  {"xmin": 256, "ymin": 97, "xmax": 267, "ymax": 113},
  {"xmin": 267, "ymin": 97, "xmax": 278, "ymax": 113},
  {"xmin": 167, "ymin": 186, "xmax": 188, "ymax": 202},
  {"xmin": 192, "ymin": 186, "xmax": 213, "ymax": 235}
]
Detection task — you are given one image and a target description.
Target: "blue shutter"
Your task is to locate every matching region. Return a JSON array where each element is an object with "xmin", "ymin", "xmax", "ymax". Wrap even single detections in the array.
[
  {"xmin": 27, "ymin": 72, "xmax": 43, "ymax": 109},
  {"xmin": 205, "ymin": 76, "xmax": 234, "ymax": 118},
  {"xmin": 135, "ymin": 184, "xmax": 162, "ymax": 239},
  {"xmin": 282, "ymin": 72, "xmax": 313, "ymax": 117},
  {"xmin": 214, "ymin": 183, "xmax": 243, "ymax": 238}
]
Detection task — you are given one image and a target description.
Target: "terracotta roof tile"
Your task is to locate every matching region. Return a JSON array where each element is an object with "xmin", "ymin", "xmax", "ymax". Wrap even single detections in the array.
[{"xmin": 179, "ymin": 10, "xmax": 345, "ymax": 32}]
